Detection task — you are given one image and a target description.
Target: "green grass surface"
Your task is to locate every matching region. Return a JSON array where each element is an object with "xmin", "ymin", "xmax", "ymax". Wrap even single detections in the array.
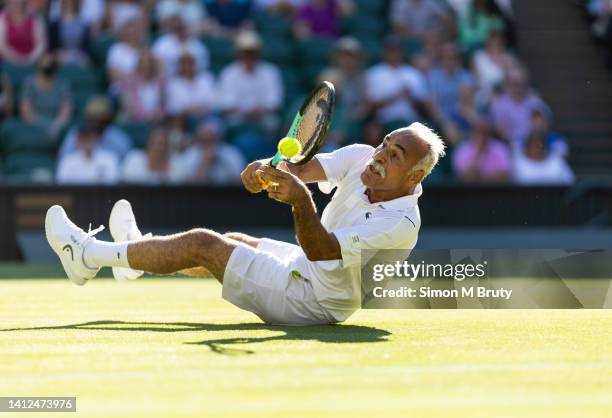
[{"xmin": 1, "ymin": 278, "xmax": 611, "ymax": 418}]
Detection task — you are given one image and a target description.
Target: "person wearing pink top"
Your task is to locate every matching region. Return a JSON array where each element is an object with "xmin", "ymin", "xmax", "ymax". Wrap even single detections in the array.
[
  {"xmin": 0, "ymin": 0, "xmax": 46, "ymax": 64},
  {"xmin": 453, "ymin": 117, "xmax": 511, "ymax": 183}
]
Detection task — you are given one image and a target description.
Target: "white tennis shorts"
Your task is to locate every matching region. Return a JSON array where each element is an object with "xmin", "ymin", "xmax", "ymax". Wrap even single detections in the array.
[{"xmin": 222, "ymin": 238, "xmax": 337, "ymax": 325}]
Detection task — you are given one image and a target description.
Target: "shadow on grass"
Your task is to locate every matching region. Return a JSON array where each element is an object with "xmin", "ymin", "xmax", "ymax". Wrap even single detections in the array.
[{"xmin": 0, "ymin": 320, "xmax": 391, "ymax": 356}]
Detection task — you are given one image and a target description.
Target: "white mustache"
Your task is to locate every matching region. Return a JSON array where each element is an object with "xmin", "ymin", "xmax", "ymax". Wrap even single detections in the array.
[{"xmin": 368, "ymin": 160, "xmax": 386, "ymax": 178}]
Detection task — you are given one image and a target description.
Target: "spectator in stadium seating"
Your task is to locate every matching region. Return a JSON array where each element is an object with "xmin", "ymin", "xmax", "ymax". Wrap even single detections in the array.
[
  {"xmin": 365, "ymin": 35, "xmax": 430, "ymax": 126},
  {"xmin": 390, "ymin": 0, "xmax": 454, "ymax": 40},
  {"xmin": 323, "ymin": 37, "xmax": 367, "ymax": 122},
  {"xmin": 0, "ymin": 0, "xmax": 47, "ymax": 64},
  {"xmin": 166, "ymin": 52, "xmax": 217, "ymax": 119},
  {"xmin": 587, "ymin": 0, "xmax": 612, "ymax": 39},
  {"xmin": 412, "ymin": 30, "xmax": 445, "ymax": 74},
  {"xmin": 156, "ymin": 0, "xmax": 208, "ymax": 35},
  {"xmin": 20, "ymin": 53, "xmax": 72, "ymax": 138},
  {"xmin": 452, "ymin": 116, "xmax": 511, "ymax": 183},
  {"xmin": 106, "ymin": 16, "xmax": 146, "ymax": 83},
  {"xmin": 180, "ymin": 120, "xmax": 246, "ymax": 185},
  {"xmin": 428, "ymin": 43, "xmax": 475, "ymax": 121},
  {"xmin": 152, "ymin": 14, "xmax": 209, "ymax": 76},
  {"xmin": 166, "ymin": 115, "xmax": 194, "ymax": 152},
  {"xmin": 119, "ymin": 49, "xmax": 167, "ymax": 122},
  {"xmin": 449, "ymin": 83, "xmax": 480, "ymax": 141},
  {"xmin": 105, "ymin": 0, "xmax": 147, "ymax": 35},
  {"xmin": 472, "ymin": 30, "xmax": 517, "ymax": 105},
  {"xmin": 513, "ymin": 128, "xmax": 575, "ymax": 185},
  {"xmin": 59, "ymin": 95, "xmax": 132, "ymax": 161},
  {"xmin": 48, "ymin": 0, "xmax": 91, "ymax": 65},
  {"xmin": 48, "ymin": 0, "xmax": 105, "ymax": 34},
  {"xmin": 490, "ymin": 67, "xmax": 548, "ymax": 144},
  {"xmin": 294, "ymin": 0, "xmax": 353, "ymax": 39},
  {"xmin": 458, "ymin": 0, "xmax": 505, "ymax": 54},
  {"xmin": 528, "ymin": 105, "xmax": 568, "ymax": 158},
  {"xmin": 218, "ymin": 31, "xmax": 282, "ymax": 127},
  {"xmin": 122, "ymin": 127, "xmax": 185, "ymax": 183},
  {"xmin": 204, "ymin": 0, "xmax": 253, "ymax": 38},
  {"xmin": 316, "ymin": 68, "xmax": 349, "ymax": 151},
  {"xmin": 56, "ymin": 123, "xmax": 120, "ymax": 184}
]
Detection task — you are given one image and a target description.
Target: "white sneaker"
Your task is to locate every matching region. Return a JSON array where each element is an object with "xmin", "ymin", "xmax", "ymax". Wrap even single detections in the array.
[
  {"xmin": 109, "ymin": 199, "xmax": 148, "ymax": 282},
  {"xmin": 45, "ymin": 205, "xmax": 103, "ymax": 286}
]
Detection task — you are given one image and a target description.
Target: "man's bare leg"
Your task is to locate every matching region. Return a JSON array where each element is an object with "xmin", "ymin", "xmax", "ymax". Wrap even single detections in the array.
[
  {"xmin": 180, "ymin": 232, "xmax": 260, "ymax": 277},
  {"xmin": 126, "ymin": 229, "xmax": 245, "ymax": 283}
]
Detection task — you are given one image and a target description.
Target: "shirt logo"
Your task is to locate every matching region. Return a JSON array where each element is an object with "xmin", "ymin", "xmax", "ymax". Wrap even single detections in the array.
[
  {"xmin": 365, "ymin": 212, "xmax": 372, "ymax": 220},
  {"xmin": 352, "ymin": 235, "xmax": 360, "ymax": 243}
]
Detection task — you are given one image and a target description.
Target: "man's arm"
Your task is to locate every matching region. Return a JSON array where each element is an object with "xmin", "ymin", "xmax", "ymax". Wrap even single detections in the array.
[
  {"xmin": 281, "ymin": 158, "xmax": 326, "ymax": 184},
  {"xmin": 241, "ymin": 157, "xmax": 327, "ymax": 193},
  {"xmin": 256, "ymin": 165, "xmax": 341, "ymax": 261}
]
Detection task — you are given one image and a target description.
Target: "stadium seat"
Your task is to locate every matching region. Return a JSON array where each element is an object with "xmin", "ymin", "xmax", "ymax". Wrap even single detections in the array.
[
  {"xmin": 4, "ymin": 152, "xmax": 55, "ymax": 182},
  {"xmin": 118, "ymin": 122, "xmax": 152, "ymax": 149},
  {"xmin": 58, "ymin": 64, "xmax": 104, "ymax": 92},
  {"xmin": 1, "ymin": 63, "xmax": 35, "ymax": 94},
  {"xmin": 261, "ymin": 37, "xmax": 294, "ymax": 66},
  {"xmin": 298, "ymin": 37, "xmax": 334, "ymax": 65},
  {"xmin": 254, "ymin": 11, "xmax": 292, "ymax": 38},
  {"xmin": 402, "ymin": 38, "xmax": 424, "ymax": 58},
  {"xmin": 281, "ymin": 67, "xmax": 306, "ymax": 106},
  {"xmin": 356, "ymin": 36, "xmax": 382, "ymax": 64},
  {"xmin": 90, "ymin": 35, "xmax": 116, "ymax": 66},
  {"xmin": 0, "ymin": 119, "xmax": 56, "ymax": 153},
  {"xmin": 342, "ymin": 14, "xmax": 387, "ymax": 39},
  {"xmin": 353, "ymin": 0, "xmax": 388, "ymax": 16},
  {"xmin": 201, "ymin": 36, "xmax": 235, "ymax": 74}
]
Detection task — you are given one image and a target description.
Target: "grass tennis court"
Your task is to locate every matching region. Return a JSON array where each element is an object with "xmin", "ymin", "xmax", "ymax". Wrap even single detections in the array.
[{"xmin": 1, "ymin": 278, "xmax": 611, "ymax": 418}]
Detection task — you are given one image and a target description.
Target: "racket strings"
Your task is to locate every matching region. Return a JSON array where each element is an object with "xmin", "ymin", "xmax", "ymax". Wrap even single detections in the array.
[{"xmin": 295, "ymin": 88, "xmax": 331, "ymax": 155}]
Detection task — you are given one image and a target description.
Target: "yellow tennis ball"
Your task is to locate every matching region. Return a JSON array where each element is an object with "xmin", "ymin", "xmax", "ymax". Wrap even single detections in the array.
[{"xmin": 278, "ymin": 137, "xmax": 301, "ymax": 158}]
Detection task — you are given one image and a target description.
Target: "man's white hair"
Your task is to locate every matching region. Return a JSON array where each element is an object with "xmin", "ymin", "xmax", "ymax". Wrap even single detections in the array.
[{"xmin": 392, "ymin": 122, "xmax": 446, "ymax": 178}]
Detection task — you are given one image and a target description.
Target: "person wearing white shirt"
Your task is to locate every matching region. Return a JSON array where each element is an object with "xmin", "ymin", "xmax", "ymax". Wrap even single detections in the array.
[
  {"xmin": 365, "ymin": 36, "xmax": 430, "ymax": 124},
  {"xmin": 56, "ymin": 125, "xmax": 120, "ymax": 184},
  {"xmin": 122, "ymin": 127, "xmax": 184, "ymax": 184},
  {"xmin": 513, "ymin": 132, "xmax": 574, "ymax": 185},
  {"xmin": 49, "ymin": 0, "xmax": 105, "ymax": 31},
  {"xmin": 152, "ymin": 15, "xmax": 209, "ymax": 76},
  {"xmin": 108, "ymin": 0, "xmax": 142, "ymax": 34},
  {"xmin": 106, "ymin": 17, "xmax": 146, "ymax": 82},
  {"xmin": 166, "ymin": 52, "xmax": 216, "ymax": 117},
  {"xmin": 180, "ymin": 120, "xmax": 246, "ymax": 185},
  {"xmin": 46, "ymin": 123, "xmax": 446, "ymax": 326},
  {"xmin": 156, "ymin": 0, "xmax": 207, "ymax": 35},
  {"xmin": 218, "ymin": 31, "xmax": 282, "ymax": 121}
]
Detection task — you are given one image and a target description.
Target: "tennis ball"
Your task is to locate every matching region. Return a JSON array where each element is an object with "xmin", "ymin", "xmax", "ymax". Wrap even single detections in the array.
[{"xmin": 278, "ymin": 137, "xmax": 302, "ymax": 158}]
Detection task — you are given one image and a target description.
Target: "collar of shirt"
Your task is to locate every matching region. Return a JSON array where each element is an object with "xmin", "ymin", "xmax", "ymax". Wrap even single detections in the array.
[{"xmin": 353, "ymin": 182, "xmax": 423, "ymax": 211}]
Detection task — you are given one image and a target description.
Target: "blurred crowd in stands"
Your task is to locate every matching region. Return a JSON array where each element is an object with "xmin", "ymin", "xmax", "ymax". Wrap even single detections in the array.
[{"xmin": 0, "ymin": 0, "xmax": 574, "ymax": 185}]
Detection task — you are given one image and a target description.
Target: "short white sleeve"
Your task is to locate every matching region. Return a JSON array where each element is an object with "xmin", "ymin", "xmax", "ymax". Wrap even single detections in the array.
[
  {"xmin": 332, "ymin": 215, "xmax": 418, "ymax": 268},
  {"xmin": 315, "ymin": 144, "xmax": 373, "ymax": 190}
]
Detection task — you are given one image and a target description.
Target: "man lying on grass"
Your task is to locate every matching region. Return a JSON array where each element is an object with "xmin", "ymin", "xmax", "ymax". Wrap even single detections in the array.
[{"xmin": 45, "ymin": 122, "xmax": 445, "ymax": 325}]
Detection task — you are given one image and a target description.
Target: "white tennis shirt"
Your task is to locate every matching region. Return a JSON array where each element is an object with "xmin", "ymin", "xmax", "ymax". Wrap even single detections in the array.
[{"xmin": 291, "ymin": 144, "xmax": 422, "ymax": 321}]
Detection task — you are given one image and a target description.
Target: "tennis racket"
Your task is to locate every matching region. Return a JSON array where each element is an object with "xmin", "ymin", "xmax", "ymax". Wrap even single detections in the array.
[{"xmin": 261, "ymin": 81, "xmax": 335, "ymax": 188}]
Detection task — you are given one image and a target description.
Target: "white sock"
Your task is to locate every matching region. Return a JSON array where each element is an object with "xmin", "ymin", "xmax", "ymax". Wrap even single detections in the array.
[{"xmin": 83, "ymin": 239, "xmax": 131, "ymax": 269}]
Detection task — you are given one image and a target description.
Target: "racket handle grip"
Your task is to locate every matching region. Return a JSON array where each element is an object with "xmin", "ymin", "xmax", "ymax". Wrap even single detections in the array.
[
  {"xmin": 270, "ymin": 151, "xmax": 283, "ymax": 167},
  {"xmin": 259, "ymin": 152, "xmax": 283, "ymax": 189}
]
